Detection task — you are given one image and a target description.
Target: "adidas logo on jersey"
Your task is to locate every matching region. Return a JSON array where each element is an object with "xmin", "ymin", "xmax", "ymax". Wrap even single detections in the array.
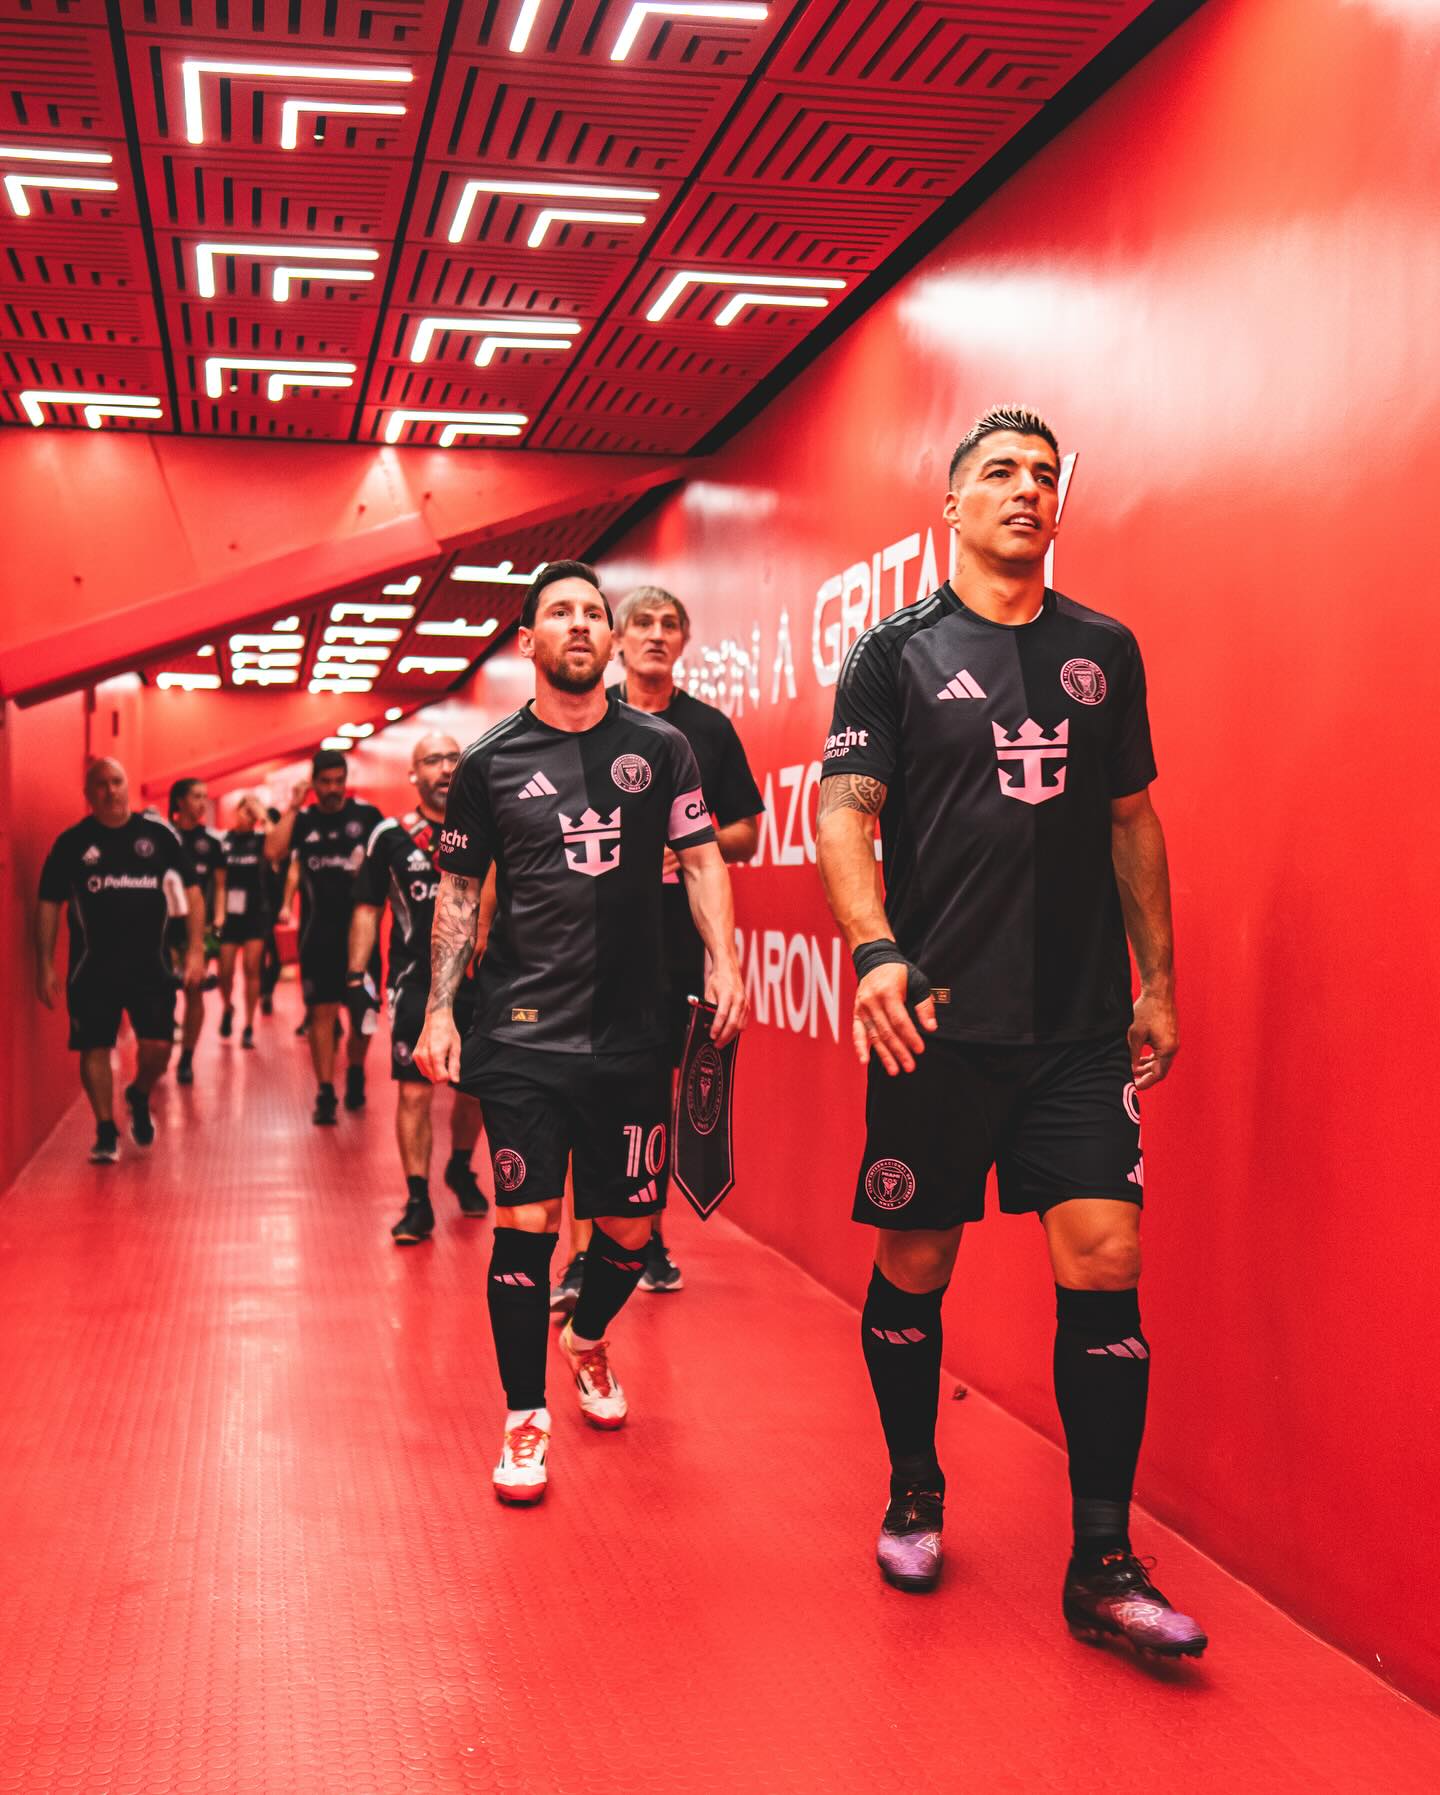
[
  {"xmin": 936, "ymin": 669, "xmax": 987, "ymax": 701},
  {"xmin": 518, "ymin": 771, "xmax": 558, "ymax": 800},
  {"xmin": 81, "ymin": 844, "xmax": 102, "ymax": 864}
]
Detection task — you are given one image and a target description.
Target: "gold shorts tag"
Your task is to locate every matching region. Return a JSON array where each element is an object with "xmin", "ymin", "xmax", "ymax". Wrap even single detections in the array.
[
  {"xmin": 511, "ymin": 1008, "xmax": 538, "ymax": 1023},
  {"xmin": 931, "ymin": 988, "xmax": 951, "ymax": 1005}
]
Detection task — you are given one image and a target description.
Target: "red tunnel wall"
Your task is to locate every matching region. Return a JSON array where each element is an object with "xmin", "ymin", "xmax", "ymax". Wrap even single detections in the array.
[{"xmin": 592, "ymin": 0, "xmax": 1440, "ymax": 1707}]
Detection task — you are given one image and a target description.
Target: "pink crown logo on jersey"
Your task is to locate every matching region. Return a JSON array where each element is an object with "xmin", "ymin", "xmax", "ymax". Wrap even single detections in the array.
[
  {"xmin": 559, "ymin": 806, "xmax": 622, "ymax": 877},
  {"xmin": 993, "ymin": 719, "xmax": 1069, "ymax": 806}
]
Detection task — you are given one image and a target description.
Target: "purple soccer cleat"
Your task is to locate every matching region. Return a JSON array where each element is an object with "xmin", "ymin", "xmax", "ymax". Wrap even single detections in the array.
[
  {"xmin": 876, "ymin": 1486, "xmax": 944, "ymax": 1592},
  {"xmin": 1063, "ymin": 1553, "xmax": 1208, "ymax": 1658}
]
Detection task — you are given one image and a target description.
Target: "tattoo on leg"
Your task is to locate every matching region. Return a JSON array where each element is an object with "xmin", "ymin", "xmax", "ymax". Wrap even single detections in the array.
[{"xmin": 817, "ymin": 774, "xmax": 888, "ymax": 820}]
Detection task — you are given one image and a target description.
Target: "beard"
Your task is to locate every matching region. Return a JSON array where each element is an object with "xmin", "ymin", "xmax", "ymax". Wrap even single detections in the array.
[{"xmin": 540, "ymin": 643, "xmax": 605, "ymax": 694}]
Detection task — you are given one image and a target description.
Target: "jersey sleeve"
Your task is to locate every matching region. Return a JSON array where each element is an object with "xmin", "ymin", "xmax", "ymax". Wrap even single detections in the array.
[
  {"xmin": 708, "ymin": 715, "xmax": 765, "ymax": 825},
  {"xmin": 37, "ymin": 833, "xmax": 71, "ymax": 902},
  {"xmin": 436, "ymin": 753, "xmax": 498, "ymax": 879},
  {"xmin": 820, "ymin": 626, "xmax": 902, "ymax": 784},
  {"xmin": 663, "ymin": 733, "xmax": 717, "ymax": 851},
  {"xmin": 161, "ymin": 821, "xmax": 200, "ymax": 886},
  {"xmin": 353, "ymin": 820, "xmax": 394, "ymax": 906},
  {"xmin": 1106, "ymin": 634, "xmax": 1158, "ymax": 797}
]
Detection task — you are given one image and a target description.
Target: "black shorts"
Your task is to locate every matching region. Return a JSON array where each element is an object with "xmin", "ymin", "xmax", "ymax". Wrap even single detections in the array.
[
  {"xmin": 461, "ymin": 1039, "xmax": 670, "ymax": 1219},
  {"xmin": 67, "ymin": 970, "xmax": 176, "ymax": 1051},
  {"xmin": 221, "ymin": 915, "xmax": 269, "ymax": 945},
  {"xmin": 854, "ymin": 1033, "xmax": 1143, "ymax": 1230},
  {"xmin": 300, "ymin": 928, "xmax": 379, "ymax": 1007},
  {"xmin": 388, "ymin": 979, "xmax": 475, "ymax": 1085}
]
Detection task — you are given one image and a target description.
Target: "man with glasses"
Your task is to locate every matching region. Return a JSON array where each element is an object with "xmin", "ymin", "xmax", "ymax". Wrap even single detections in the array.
[{"xmin": 349, "ymin": 733, "xmax": 490, "ymax": 1242}]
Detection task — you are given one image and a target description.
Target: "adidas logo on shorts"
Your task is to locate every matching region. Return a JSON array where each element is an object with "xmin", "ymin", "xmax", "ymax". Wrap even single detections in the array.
[{"xmin": 519, "ymin": 771, "xmax": 558, "ymax": 800}]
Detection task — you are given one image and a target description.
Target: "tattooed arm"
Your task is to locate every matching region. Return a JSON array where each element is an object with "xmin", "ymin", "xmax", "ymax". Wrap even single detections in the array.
[
  {"xmin": 816, "ymin": 772, "xmax": 935, "ymax": 1075},
  {"xmin": 815, "ymin": 774, "xmax": 890, "ymax": 950},
  {"xmin": 413, "ymin": 870, "xmax": 481, "ymax": 1084}
]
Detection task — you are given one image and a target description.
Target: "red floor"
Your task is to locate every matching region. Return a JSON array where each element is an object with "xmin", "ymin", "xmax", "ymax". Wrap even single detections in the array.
[{"xmin": 1, "ymin": 983, "xmax": 1436, "ymax": 1794}]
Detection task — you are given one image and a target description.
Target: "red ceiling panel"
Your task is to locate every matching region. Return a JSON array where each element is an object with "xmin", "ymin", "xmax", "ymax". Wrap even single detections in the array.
[
  {"xmin": 451, "ymin": 0, "xmax": 796, "ymax": 75},
  {"xmin": 118, "ymin": 0, "xmax": 447, "ymax": 53},
  {"xmin": 430, "ymin": 62, "xmax": 736, "ymax": 180},
  {"xmin": 5, "ymin": 0, "xmax": 1159, "ymax": 688}
]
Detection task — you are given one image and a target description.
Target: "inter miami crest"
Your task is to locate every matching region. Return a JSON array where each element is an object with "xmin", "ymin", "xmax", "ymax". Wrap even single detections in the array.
[{"xmin": 672, "ymin": 1000, "xmax": 739, "ymax": 1220}]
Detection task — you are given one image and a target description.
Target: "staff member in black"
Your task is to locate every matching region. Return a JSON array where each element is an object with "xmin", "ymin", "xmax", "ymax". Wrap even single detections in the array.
[
  {"xmin": 265, "ymin": 750, "xmax": 383, "ymax": 1124},
  {"xmin": 36, "ymin": 758, "xmax": 204, "ymax": 1161},
  {"xmin": 816, "ymin": 407, "xmax": 1205, "ymax": 1657},
  {"xmin": 168, "ymin": 777, "xmax": 224, "ymax": 1085},
  {"xmin": 216, "ymin": 794, "xmax": 272, "ymax": 1050},
  {"xmin": 416, "ymin": 561, "xmax": 746, "ymax": 1506},
  {"xmin": 550, "ymin": 583, "xmax": 763, "ymax": 1310},
  {"xmin": 349, "ymin": 732, "xmax": 490, "ymax": 1244}
]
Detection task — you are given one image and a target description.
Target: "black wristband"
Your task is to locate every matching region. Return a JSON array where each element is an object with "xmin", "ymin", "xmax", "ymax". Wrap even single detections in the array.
[
  {"xmin": 345, "ymin": 970, "xmax": 365, "ymax": 987},
  {"xmin": 852, "ymin": 940, "xmax": 932, "ymax": 1010}
]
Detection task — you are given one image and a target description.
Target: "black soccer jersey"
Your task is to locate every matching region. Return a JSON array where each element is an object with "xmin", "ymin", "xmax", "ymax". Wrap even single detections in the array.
[
  {"xmin": 291, "ymin": 798, "xmax": 384, "ymax": 940},
  {"xmin": 821, "ymin": 583, "xmax": 1156, "ymax": 1046},
  {"xmin": 615, "ymin": 683, "xmax": 765, "ymax": 990},
  {"xmin": 438, "ymin": 700, "xmax": 717, "ymax": 1054},
  {"xmin": 221, "ymin": 830, "xmax": 271, "ymax": 926},
  {"xmin": 354, "ymin": 810, "xmax": 456, "ymax": 996},
  {"xmin": 39, "ymin": 813, "xmax": 196, "ymax": 983},
  {"xmin": 177, "ymin": 823, "xmax": 225, "ymax": 905}
]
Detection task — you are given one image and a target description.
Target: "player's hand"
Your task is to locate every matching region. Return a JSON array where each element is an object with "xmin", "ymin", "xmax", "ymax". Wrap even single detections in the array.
[
  {"xmin": 853, "ymin": 963, "xmax": 937, "ymax": 1076},
  {"xmin": 183, "ymin": 947, "xmax": 206, "ymax": 991},
  {"xmin": 288, "ymin": 779, "xmax": 309, "ymax": 812},
  {"xmin": 705, "ymin": 958, "xmax": 748, "ymax": 1047},
  {"xmin": 36, "ymin": 964, "xmax": 58, "ymax": 1010},
  {"xmin": 414, "ymin": 1007, "xmax": 461, "ymax": 1085},
  {"xmin": 344, "ymin": 972, "xmax": 378, "ymax": 1034},
  {"xmin": 1128, "ymin": 987, "xmax": 1178, "ymax": 1089}
]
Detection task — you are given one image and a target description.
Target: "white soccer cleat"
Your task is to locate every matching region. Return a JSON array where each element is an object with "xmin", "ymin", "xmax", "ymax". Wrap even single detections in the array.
[
  {"xmin": 493, "ymin": 1409, "xmax": 551, "ymax": 1505},
  {"xmin": 558, "ymin": 1323, "xmax": 628, "ymax": 1429}
]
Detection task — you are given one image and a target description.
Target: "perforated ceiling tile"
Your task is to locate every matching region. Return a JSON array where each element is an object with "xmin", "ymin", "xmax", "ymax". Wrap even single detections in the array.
[
  {"xmin": 430, "ymin": 62, "xmax": 737, "ymax": 180},
  {"xmin": 1, "ymin": 0, "xmax": 1162, "ymax": 643},
  {"xmin": 127, "ymin": 33, "xmax": 433, "ymax": 156},
  {"xmin": 655, "ymin": 182, "xmax": 934, "ymax": 271},
  {"xmin": 772, "ymin": 0, "xmax": 1152, "ymax": 93},
  {"xmin": 452, "ymin": 0, "xmax": 797, "ymax": 76},
  {"xmin": 141, "ymin": 148, "xmax": 412, "ymax": 238},
  {"xmin": 117, "ymin": 0, "xmax": 448, "ymax": 52},
  {"xmin": 0, "ymin": 22, "xmax": 128, "ymax": 138}
]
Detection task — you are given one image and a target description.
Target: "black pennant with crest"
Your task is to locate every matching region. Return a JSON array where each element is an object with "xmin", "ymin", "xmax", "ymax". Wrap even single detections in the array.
[{"xmin": 671, "ymin": 1000, "xmax": 739, "ymax": 1220}]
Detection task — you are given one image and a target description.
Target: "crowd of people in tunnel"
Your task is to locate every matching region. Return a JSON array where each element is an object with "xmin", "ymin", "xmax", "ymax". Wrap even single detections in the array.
[{"xmin": 30, "ymin": 408, "xmax": 1208, "ymax": 1660}]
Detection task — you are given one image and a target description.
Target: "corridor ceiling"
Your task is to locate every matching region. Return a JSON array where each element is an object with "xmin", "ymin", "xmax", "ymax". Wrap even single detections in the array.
[{"xmin": 1, "ymin": 0, "xmax": 1154, "ymax": 711}]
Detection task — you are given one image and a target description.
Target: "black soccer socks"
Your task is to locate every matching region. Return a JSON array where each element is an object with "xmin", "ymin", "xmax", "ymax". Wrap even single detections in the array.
[
  {"xmin": 569, "ymin": 1226, "xmax": 649, "ymax": 1344},
  {"xmin": 861, "ymin": 1266, "xmax": 948, "ymax": 1476},
  {"xmin": 487, "ymin": 1229, "xmax": 559, "ymax": 1411},
  {"xmin": 1053, "ymin": 1284, "xmax": 1150, "ymax": 1563}
]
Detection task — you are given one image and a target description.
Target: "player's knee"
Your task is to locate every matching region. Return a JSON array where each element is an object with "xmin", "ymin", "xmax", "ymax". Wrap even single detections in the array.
[
  {"xmin": 875, "ymin": 1231, "xmax": 957, "ymax": 1295},
  {"xmin": 1062, "ymin": 1232, "xmax": 1140, "ymax": 1290},
  {"xmin": 597, "ymin": 1215, "xmax": 652, "ymax": 1252},
  {"xmin": 397, "ymin": 1082, "xmax": 429, "ymax": 1115},
  {"xmin": 498, "ymin": 1200, "xmax": 562, "ymax": 1234}
]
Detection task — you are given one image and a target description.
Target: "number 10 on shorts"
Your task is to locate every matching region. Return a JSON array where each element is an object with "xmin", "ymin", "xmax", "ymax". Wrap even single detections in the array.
[{"xmin": 623, "ymin": 1124, "xmax": 667, "ymax": 1179}]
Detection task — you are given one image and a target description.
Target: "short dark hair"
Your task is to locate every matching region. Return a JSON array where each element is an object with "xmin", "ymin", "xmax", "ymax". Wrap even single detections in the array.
[
  {"xmin": 311, "ymin": 749, "xmax": 348, "ymax": 778},
  {"xmin": 169, "ymin": 777, "xmax": 201, "ymax": 817},
  {"xmin": 948, "ymin": 406, "xmax": 1059, "ymax": 485},
  {"xmin": 520, "ymin": 559, "xmax": 611, "ymax": 630}
]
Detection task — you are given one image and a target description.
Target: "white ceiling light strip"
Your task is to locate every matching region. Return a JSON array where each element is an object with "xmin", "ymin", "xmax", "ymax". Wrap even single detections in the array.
[
  {"xmin": 19, "ymin": 389, "xmax": 164, "ymax": 428},
  {"xmin": 397, "ymin": 656, "xmax": 470, "ymax": 675},
  {"xmin": 204, "ymin": 356, "xmax": 357, "ymax": 400},
  {"xmin": 447, "ymin": 178, "xmax": 659, "ymax": 246},
  {"xmin": 278, "ymin": 99, "xmax": 408, "ymax": 150},
  {"xmin": 382, "ymin": 574, "xmax": 423, "ymax": 597},
  {"xmin": 610, "ymin": 4, "xmax": 768, "ymax": 62},
  {"xmin": 410, "ymin": 315, "xmax": 581, "ymax": 367},
  {"xmin": 156, "ymin": 672, "xmax": 222, "ymax": 691},
  {"xmin": 451, "ymin": 560, "xmax": 547, "ymax": 585},
  {"xmin": 193, "ymin": 241, "xmax": 379, "ymax": 301},
  {"xmin": 645, "ymin": 270, "xmax": 846, "ymax": 324},
  {"xmin": 382, "ymin": 410, "xmax": 526, "ymax": 447},
  {"xmin": 416, "ymin": 618, "xmax": 499, "ymax": 639},
  {"xmin": 180, "ymin": 59, "xmax": 413, "ymax": 148}
]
